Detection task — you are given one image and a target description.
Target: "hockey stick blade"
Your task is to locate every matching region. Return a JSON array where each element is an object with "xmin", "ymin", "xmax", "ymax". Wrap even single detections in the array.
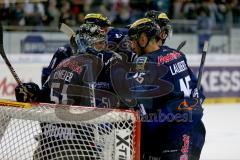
[
  {"xmin": 59, "ymin": 23, "xmax": 76, "ymax": 38},
  {"xmin": 177, "ymin": 40, "xmax": 186, "ymax": 51},
  {"xmin": 0, "ymin": 21, "xmax": 22, "ymax": 86},
  {"xmin": 197, "ymin": 41, "xmax": 209, "ymax": 90}
]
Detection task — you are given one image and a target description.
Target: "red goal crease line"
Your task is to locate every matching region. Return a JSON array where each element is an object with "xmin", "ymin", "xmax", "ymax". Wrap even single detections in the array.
[
  {"xmin": 0, "ymin": 99, "xmax": 32, "ymax": 108},
  {"xmin": 0, "ymin": 99, "xmax": 141, "ymax": 115}
]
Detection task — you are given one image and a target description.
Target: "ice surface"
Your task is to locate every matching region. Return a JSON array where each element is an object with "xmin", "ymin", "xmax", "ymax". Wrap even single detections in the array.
[{"xmin": 201, "ymin": 103, "xmax": 240, "ymax": 160}]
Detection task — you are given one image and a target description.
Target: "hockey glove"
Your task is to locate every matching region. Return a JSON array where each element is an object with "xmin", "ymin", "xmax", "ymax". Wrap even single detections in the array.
[
  {"xmin": 191, "ymin": 88, "xmax": 205, "ymax": 105},
  {"xmin": 15, "ymin": 82, "xmax": 40, "ymax": 102}
]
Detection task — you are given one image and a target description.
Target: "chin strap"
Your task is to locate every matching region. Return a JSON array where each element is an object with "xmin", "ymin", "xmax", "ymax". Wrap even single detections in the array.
[
  {"xmin": 137, "ymin": 37, "xmax": 151, "ymax": 56},
  {"xmin": 161, "ymin": 38, "xmax": 166, "ymax": 45}
]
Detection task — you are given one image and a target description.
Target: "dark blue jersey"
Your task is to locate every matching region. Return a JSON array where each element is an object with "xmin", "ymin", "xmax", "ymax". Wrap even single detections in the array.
[
  {"xmin": 41, "ymin": 44, "xmax": 72, "ymax": 86},
  {"xmin": 38, "ymin": 47, "xmax": 121, "ymax": 106},
  {"xmin": 135, "ymin": 46, "xmax": 205, "ymax": 158},
  {"xmin": 107, "ymin": 27, "xmax": 137, "ymax": 62},
  {"xmin": 133, "ymin": 45, "xmax": 205, "ymax": 117}
]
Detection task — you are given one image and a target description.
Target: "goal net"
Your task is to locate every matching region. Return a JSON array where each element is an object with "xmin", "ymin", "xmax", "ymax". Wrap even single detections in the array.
[{"xmin": 0, "ymin": 100, "xmax": 140, "ymax": 160}]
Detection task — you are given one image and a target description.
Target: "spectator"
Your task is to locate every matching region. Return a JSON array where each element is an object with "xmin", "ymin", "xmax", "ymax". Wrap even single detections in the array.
[
  {"xmin": 9, "ymin": 3, "xmax": 25, "ymax": 26},
  {"xmin": 59, "ymin": 0, "xmax": 75, "ymax": 26},
  {"xmin": 0, "ymin": 0, "xmax": 238, "ymax": 32},
  {"xmin": 24, "ymin": 2, "xmax": 46, "ymax": 26},
  {"xmin": 197, "ymin": 3, "xmax": 213, "ymax": 53},
  {"xmin": 129, "ymin": 0, "xmax": 146, "ymax": 23},
  {"xmin": 45, "ymin": 0, "xmax": 60, "ymax": 26},
  {"xmin": 231, "ymin": 0, "xmax": 240, "ymax": 24},
  {"xmin": 0, "ymin": 3, "xmax": 9, "ymax": 24},
  {"xmin": 112, "ymin": 0, "xmax": 131, "ymax": 26},
  {"xmin": 172, "ymin": 0, "xmax": 184, "ymax": 19},
  {"xmin": 215, "ymin": 1, "xmax": 228, "ymax": 30},
  {"xmin": 182, "ymin": 0, "xmax": 197, "ymax": 20}
]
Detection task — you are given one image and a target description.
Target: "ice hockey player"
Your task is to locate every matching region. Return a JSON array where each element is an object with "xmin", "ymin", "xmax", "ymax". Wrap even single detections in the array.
[
  {"xmin": 128, "ymin": 18, "xmax": 205, "ymax": 160},
  {"xmin": 15, "ymin": 23, "xmax": 121, "ymax": 159},
  {"xmin": 41, "ymin": 44, "xmax": 72, "ymax": 85},
  {"xmin": 145, "ymin": 10, "xmax": 172, "ymax": 46},
  {"xmin": 41, "ymin": 13, "xmax": 112, "ymax": 86},
  {"xmin": 84, "ymin": 13, "xmax": 137, "ymax": 61},
  {"xmin": 15, "ymin": 22, "xmax": 120, "ymax": 105}
]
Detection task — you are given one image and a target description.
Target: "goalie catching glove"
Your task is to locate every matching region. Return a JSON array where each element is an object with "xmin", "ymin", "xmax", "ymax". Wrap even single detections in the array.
[{"xmin": 15, "ymin": 82, "xmax": 40, "ymax": 102}]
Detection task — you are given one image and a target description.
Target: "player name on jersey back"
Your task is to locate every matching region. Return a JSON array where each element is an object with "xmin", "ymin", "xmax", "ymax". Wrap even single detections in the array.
[
  {"xmin": 53, "ymin": 70, "xmax": 74, "ymax": 82},
  {"xmin": 169, "ymin": 60, "xmax": 188, "ymax": 76}
]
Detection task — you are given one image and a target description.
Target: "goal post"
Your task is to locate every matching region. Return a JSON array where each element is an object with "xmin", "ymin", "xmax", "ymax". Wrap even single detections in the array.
[{"xmin": 0, "ymin": 100, "xmax": 141, "ymax": 160}]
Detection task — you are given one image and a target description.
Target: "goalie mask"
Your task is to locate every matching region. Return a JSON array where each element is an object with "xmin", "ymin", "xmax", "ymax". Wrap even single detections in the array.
[
  {"xmin": 75, "ymin": 23, "xmax": 107, "ymax": 54},
  {"xmin": 84, "ymin": 13, "xmax": 111, "ymax": 33}
]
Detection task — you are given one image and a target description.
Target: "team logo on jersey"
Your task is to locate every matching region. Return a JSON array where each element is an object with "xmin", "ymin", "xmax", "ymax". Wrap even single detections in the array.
[
  {"xmin": 135, "ymin": 57, "xmax": 147, "ymax": 70},
  {"xmin": 177, "ymin": 98, "xmax": 198, "ymax": 111},
  {"xmin": 111, "ymin": 57, "xmax": 174, "ymax": 107},
  {"xmin": 56, "ymin": 58, "xmax": 82, "ymax": 74},
  {"xmin": 157, "ymin": 51, "xmax": 181, "ymax": 64}
]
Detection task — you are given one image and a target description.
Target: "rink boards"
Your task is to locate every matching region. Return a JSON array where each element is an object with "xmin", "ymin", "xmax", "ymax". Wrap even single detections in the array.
[{"xmin": 0, "ymin": 54, "xmax": 239, "ymax": 104}]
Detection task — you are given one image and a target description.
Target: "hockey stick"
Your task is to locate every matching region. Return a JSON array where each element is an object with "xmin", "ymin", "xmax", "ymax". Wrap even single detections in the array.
[
  {"xmin": 59, "ymin": 23, "xmax": 76, "ymax": 38},
  {"xmin": 177, "ymin": 40, "xmax": 186, "ymax": 51},
  {"xmin": 59, "ymin": 22, "xmax": 78, "ymax": 55},
  {"xmin": 197, "ymin": 41, "xmax": 209, "ymax": 90},
  {"xmin": 0, "ymin": 22, "xmax": 22, "ymax": 86},
  {"xmin": 0, "ymin": 22, "xmax": 34, "ymax": 100},
  {"xmin": 0, "ymin": 22, "xmax": 28, "ymax": 141}
]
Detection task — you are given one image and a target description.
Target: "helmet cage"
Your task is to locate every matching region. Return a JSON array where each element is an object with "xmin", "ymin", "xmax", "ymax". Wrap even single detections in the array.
[{"xmin": 75, "ymin": 24, "xmax": 106, "ymax": 53}]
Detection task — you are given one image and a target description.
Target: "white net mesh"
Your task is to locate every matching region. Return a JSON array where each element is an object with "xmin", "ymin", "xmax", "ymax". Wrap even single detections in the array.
[{"xmin": 0, "ymin": 102, "xmax": 140, "ymax": 160}]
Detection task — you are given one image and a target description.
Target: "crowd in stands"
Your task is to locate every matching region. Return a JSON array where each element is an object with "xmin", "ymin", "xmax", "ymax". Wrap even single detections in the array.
[{"xmin": 0, "ymin": 0, "xmax": 239, "ymax": 32}]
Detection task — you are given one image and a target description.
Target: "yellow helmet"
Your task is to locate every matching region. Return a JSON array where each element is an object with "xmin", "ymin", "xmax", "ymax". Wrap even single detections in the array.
[
  {"xmin": 128, "ymin": 18, "xmax": 160, "ymax": 41},
  {"xmin": 145, "ymin": 10, "xmax": 172, "ymax": 40},
  {"xmin": 84, "ymin": 13, "xmax": 111, "ymax": 27}
]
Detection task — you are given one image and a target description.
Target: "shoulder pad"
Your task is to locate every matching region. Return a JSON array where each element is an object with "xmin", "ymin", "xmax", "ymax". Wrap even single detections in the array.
[
  {"xmin": 55, "ymin": 45, "xmax": 72, "ymax": 57},
  {"xmin": 107, "ymin": 28, "xmax": 128, "ymax": 43}
]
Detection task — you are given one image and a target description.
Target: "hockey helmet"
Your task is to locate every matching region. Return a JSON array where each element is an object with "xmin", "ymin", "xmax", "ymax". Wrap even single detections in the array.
[
  {"xmin": 145, "ymin": 10, "xmax": 170, "ymax": 27},
  {"xmin": 75, "ymin": 23, "xmax": 106, "ymax": 53},
  {"xmin": 84, "ymin": 13, "xmax": 111, "ymax": 27},
  {"xmin": 107, "ymin": 28, "xmax": 131, "ymax": 52},
  {"xmin": 128, "ymin": 18, "xmax": 160, "ymax": 41},
  {"xmin": 157, "ymin": 13, "xmax": 172, "ymax": 37},
  {"xmin": 145, "ymin": 11, "xmax": 172, "ymax": 38},
  {"xmin": 144, "ymin": 10, "xmax": 161, "ymax": 21}
]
